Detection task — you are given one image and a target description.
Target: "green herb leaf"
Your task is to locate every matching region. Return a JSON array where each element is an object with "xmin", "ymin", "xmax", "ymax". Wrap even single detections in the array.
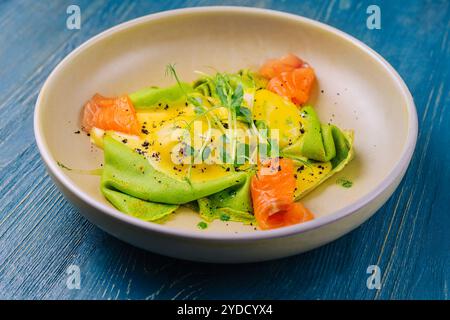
[
  {"xmin": 254, "ymin": 120, "xmax": 268, "ymax": 130},
  {"xmin": 197, "ymin": 221, "xmax": 208, "ymax": 229},
  {"xmin": 188, "ymin": 96, "xmax": 202, "ymax": 107},
  {"xmin": 165, "ymin": 64, "xmax": 184, "ymax": 91},
  {"xmin": 231, "ymin": 84, "xmax": 244, "ymax": 111},
  {"xmin": 215, "ymin": 73, "xmax": 231, "ymax": 107},
  {"xmin": 193, "ymin": 105, "xmax": 204, "ymax": 115},
  {"xmin": 337, "ymin": 178, "xmax": 353, "ymax": 188},
  {"xmin": 237, "ymin": 106, "xmax": 252, "ymax": 124},
  {"xmin": 57, "ymin": 161, "xmax": 72, "ymax": 171},
  {"xmin": 202, "ymin": 146, "xmax": 211, "ymax": 161}
]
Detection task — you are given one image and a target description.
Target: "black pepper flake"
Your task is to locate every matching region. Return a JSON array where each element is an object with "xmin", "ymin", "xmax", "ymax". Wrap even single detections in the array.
[
  {"xmin": 297, "ymin": 165, "xmax": 304, "ymax": 172},
  {"xmin": 226, "ymin": 167, "xmax": 230, "ymax": 172},
  {"xmin": 135, "ymin": 148, "xmax": 146, "ymax": 156},
  {"xmin": 151, "ymin": 151, "xmax": 161, "ymax": 161},
  {"xmin": 142, "ymin": 141, "xmax": 149, "ymax": 148},
  {"xmin": 74, "ymin": 130, "xmax": 80, "ymax": 134},
  {"xmin": 141, "ymin": 128, "xmax": 149, "ymax": 134},
  {"xmin": 122, "ymin": 139, "xmax": 128, "ymax": 144},
  {"xmin": 300, "ymin": 128, "xmax": 305, "ymax": 134},
  {"xmin": 164, "ymin": 104, "xmax": 169, "ymax": 110},
  {"xmin": 86, "ymin": 133, "xmax": 90, "ymax": 137}
]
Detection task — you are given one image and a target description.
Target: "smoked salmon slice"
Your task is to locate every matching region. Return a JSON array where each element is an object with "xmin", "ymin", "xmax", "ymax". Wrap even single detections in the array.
[
  {"xmin": 81, "ymin": 94, "xmax": 140, "ymax": 135},
  {"xmin": 259, "ymin": 53, "xmax": 304, "ymax": 79},
  {"xmin": 250, "ymin": 158, "xmax": 314, "ymax": 230},
  {"xmin": 260, "ymin": 54, "xmax": 315, "ymax": 105},
  {"xmin": 267, "ymin": 66, "xmax": 315, "ymax": 105}
]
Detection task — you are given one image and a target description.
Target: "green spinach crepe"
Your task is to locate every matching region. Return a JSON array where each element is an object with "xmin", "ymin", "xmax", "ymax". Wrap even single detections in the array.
[{"xmin": 81, "ymin": 61, "xmax": 354, "ymax": 229}]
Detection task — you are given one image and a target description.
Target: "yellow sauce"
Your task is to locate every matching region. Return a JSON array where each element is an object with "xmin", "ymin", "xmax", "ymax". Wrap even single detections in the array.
[
  {"xmin": 253, "ymin": 90, "xmax": 303, "ymax": 148},
  {"xmin": 90, "ymin": 89, "xmax": 313, "ymax": 185},
  {"xmin": 294, "ymin": 161, "xmax": 332, "ymax": 198},
  {"xmin": 91, "ymin": 101, "xmax": 231, "ymax": 182}
]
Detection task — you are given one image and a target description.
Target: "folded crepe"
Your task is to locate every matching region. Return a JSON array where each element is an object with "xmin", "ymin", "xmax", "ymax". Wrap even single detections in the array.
[
  {"xmin": 281, "ymin": 105, "xmax": 354, "ymax": 199},
  {"xmin": 99, "ymin": 82, "xmax": 353, "ymax": 224},
  {"xmin": 101, "ymin": 136, "xmax": 254, "ymax": 223},
  {"xmin": 100, "ymin": 112, "xmax": 352, "ymax": 223}
]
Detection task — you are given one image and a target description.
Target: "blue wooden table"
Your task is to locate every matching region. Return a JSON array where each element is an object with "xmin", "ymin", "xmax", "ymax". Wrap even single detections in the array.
[{"xmin": 0, "ymin": 0, "xmax": 448, "ymax": 300}]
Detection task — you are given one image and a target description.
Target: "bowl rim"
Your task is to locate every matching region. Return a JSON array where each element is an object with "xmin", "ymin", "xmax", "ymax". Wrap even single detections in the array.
[{"xmin": 34, "ymin": 6, "xmax": 418, "ymax": 241}]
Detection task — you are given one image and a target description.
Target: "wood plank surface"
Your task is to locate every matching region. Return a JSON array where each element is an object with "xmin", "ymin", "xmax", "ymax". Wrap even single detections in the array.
[{"xmin": 0, "ymin": 0, "xmax": 448, "ymax": 299}]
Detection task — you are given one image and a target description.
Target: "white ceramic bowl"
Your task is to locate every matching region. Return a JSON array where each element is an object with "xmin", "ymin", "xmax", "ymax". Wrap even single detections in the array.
[{"xmin": 34, "ymin": 7, "xmax": 417, "ymax": 263}]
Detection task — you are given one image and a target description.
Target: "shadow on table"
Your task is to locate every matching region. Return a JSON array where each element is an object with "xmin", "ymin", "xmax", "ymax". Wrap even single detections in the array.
[{"xmin": 104, "ymin": 230, "xmax": 359, "ymax": 299}]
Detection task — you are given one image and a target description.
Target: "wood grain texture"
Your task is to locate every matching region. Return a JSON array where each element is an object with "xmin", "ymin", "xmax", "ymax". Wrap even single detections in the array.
[{"xmin": 0, "ymin": 0, "xmax": 448, "ymax": 300}]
